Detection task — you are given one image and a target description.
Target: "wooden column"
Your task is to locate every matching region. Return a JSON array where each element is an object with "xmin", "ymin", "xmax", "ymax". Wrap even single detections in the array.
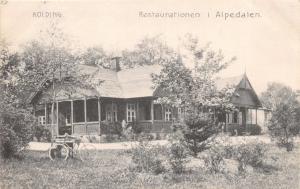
[
  {"xmin": 136, "ymin": 101, "xmax": 139, "ymax": 122},
  {"xmin": 161, "ymin": 104, "xmax": 164, "ymax": 121},
  {"xmin": 111, "ymin": 101, "xmax": 114, "ymax": 122},
  {"xmin": 255, "ymin": 109, "xmax": 258, "ymax": 125},
  {"xmin": 71, "ymin": 100, "xmax": 74, "ymax": 134},
  {"xmin": 44, "ymin": 103, "xmax": 47, "ymax": 125},
  {"xmin": 84, "ymin": 97, "xmax": 87, "ymax": 134},
  {"xmin": 250, "ymin": 109, "xmax": 252, "ymax": 125},
  {"xmin": 151, "ymin": 100, "xmax": 154, "ymax": 124},
  {"xmin": 98, "ymin": 98, "xmax": 101, "ymax": 135},
  {"xmin": 56, "ymin": 101, "xmax": 59, "ymax": 136}
]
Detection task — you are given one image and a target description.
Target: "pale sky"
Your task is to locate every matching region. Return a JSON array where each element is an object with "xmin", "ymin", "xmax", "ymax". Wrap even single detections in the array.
[{"xmin": 1, "ymin": 0, "xmax": 300, "ymax": 94}]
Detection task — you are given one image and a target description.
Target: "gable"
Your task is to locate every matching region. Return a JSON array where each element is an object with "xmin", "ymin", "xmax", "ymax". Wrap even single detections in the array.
[{"xmin": 232, "ymin": 75, "xmax": 262, "ymax": 107}]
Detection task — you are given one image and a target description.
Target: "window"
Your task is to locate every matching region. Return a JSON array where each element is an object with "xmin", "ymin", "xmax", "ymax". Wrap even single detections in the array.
[
  {"xmin": 105, "ymin": 104, "xmax": 112, "ymax": 121},
  {"xmin": 233, "ymin": 111, "xmax": 238, "ymax": 123},
  {"xmin": 38, "ymin": 116, "xmax": 46, "ymax": 125},
  {"xmin": 127, "ymin": 103, "xmax": 136, "ymax": 122},
  {"xmin": 165, "ymin": 108, "xmax": 172, "ymax": 121},
  {"xmin": 227, "ymin": 113, "xmax": 233, "ymax": 124},
  {"xmin": 178, "ymin": 107, "xmax": 183, "ymax": 121},
  {"xmin": 105, "ymin": 103, "xmax": 118, "ymax": 122},
  {"xmin": 112, "ymin": 103, "xmax": 117, "ymax": 122}
]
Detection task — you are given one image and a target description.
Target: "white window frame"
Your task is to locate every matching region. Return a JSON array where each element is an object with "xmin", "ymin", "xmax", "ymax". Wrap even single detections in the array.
[
  {"xmin": 38, "ymin": 116, "xmax": 46, "ymax": 125},
  {"xmin": 112, "ymin": 103, "xmax": 118, "ymax": 122},
  {"xmin": 105, "ymin": 104, "xmax": 112, "ymax": 121},
  {"xmin": 105, "ymin": 103, "xmax": 118, "ymax": 122},
  {"xmin": 127, "ymin": 103, "xmax": 136, "ymax": 122},
  {"xmin": 165, "ymin": 107, "xmax": 172, "ymax": 121}
]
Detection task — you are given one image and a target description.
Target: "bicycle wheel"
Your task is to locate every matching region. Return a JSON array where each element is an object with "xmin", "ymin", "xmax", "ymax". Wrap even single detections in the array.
[
  {"xmin": 78, "ymin": 143, "xmax": 97, "ymax": 162},
  {"xmin": 49, "ymin": 144, "xmax": 69, "ymax": 161}
]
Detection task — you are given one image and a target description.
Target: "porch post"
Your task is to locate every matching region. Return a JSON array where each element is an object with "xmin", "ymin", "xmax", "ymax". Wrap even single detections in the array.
[
  {"xmin": 151, "ymin": 100, "xmax": 154, "ymax": 124},
  {"xmin": 84, "ymin": 97, "xmax": 87, "ymax": 134},
  {"xmin": 111, "ymin": 101, "xmax": 114, "ymax": 122},
  {"xmin": 56, "ymin": 101, "xmax": 59, "ymax": 136},
  {"xmin": 250, "ymin": 109, "xmax": 252, "ymax": 125},
  {"xmin": 225, "ymin": 113, "xmax": 227, "ymax": 132},
  {"xmin": 44, "ymin": 103, "xmax": 47, "ymax": 125},
  {"xmin": 161, "ymin": 104, "xmax": 164, "ymax": 121},
  {"xmin": 136, "ymin": 101, "xmax": 139, "ymax": 122},
  {"xmin": 255, "ymin": 109, "xmax": 258, "ymax": 125},
  {"xmin": 98, "ymin": 98, "xmax": 101, "ymax": 135},
  {"xmin": 71, "ymin": 100, "xmax": 74, "ymax": 134}
]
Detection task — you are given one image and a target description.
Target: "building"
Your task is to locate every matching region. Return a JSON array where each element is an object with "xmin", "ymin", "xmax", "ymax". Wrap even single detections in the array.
[{"xmin": 30, "ymin": 59, "xmax": 266, "ymax": 137}]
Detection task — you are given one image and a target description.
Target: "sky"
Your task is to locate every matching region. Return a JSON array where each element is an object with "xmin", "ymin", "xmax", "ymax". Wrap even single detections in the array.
[{"xmin": 1, "ymin": 0, "xmax": 300, "ymax": 94}]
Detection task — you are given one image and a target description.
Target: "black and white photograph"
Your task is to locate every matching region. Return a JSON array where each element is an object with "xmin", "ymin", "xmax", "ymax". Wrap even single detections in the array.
[{"xmin": 0, "ymin": 0, "xmax": 300, "ymax": 188}]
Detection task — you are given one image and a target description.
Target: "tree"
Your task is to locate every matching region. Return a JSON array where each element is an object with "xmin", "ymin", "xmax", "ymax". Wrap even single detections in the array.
[
  {"xmin": 80, "ymin": 46, "xmax": 111, "ymax": 68},
  {"xmin": 19, "ymin": 23, "xmax": 102, "ymax": 137},
  {"xmin": 0, "ymin": 39, "xmax": 34, "ymax": 159},
  {"xmin": 261, "ymin": 82, "xmax": 299, "ymax": 151},
  {"xmin": 152, "ymin": 34, "xmax": 236, "ymax": 156},
  {"xmin": 121, "ymin": 35, "xmax": 177, "ymax": 68}
]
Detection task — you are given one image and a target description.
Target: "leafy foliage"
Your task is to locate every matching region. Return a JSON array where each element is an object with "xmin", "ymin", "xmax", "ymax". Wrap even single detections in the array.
[
  {"xmin": 261, "ymin": 82, "xmax": 299, "ymax": 151},
  {"xmin": 167, "ymin": 131, "xmax": 189, "ymax": 174},
  {"xmin": 80, "ymin": 46, "xmax": 111, "ymax": 68},
  {"xmin": 122, "ymin": 35, "xmax": 177, "ymax": 69},
  {"xmin": 224, "ymin": 143, "xmax": 267, "ymax": 173},
  {"xmin": 203, "ymin": 146, "xmax": 226, "ymax": 173},
  {"xmin": 178, "ymin": 113, "xmax": 219, "ymax": 156},
  {"xmin": 0, "ymin": 40, "xmax": 35, "ymax": 159},
  {"xmin": 131, "ymin": 140, "xmax": 165, "ymax": 174},
  {"xmin": 0, "ymin": 105, "xmax": 34, "ymax": 159}
]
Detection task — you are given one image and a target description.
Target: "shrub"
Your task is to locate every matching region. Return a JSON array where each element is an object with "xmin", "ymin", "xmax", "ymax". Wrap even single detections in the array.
[
  {"xmin": 178, "ymin": 113, "xmax": 218, "ymax": 157},
  {"xmin": 101, "ymin": 121, "xmax": 123, "ymax": 136},
  {"xmin": 203, "ymin": 147, "xmax": 226, "ymax": 173},
  {"xmin": 248, "ymin": 124, "xmax": 262, "ymax": 135},
  {"xmin": 131, "ymin": 140, "xmax": 165, "ymax": 174},
  {"xmin": 32, "ymin": 124, "xmax": 51, "ymax": 142},
  {"xmin": 168, "ymin": 141, "xmax": 189, "ymax": 174},
  {"xmin": 227, "ymin": 124, "xmax": 244, "ymax": 136},
  {"xmin": 234, "ymin": 143, "xmax": 267, "ymax": 173},
  {"xmin": 0, "ymin": 111, "xmax": 34, "ymax": 159}
]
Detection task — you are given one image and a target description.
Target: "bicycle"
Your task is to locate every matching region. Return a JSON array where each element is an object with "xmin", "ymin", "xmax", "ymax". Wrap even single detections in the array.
[{"xmin": 48, "ymin": 134, "xmax": 96, "ymax": 161}]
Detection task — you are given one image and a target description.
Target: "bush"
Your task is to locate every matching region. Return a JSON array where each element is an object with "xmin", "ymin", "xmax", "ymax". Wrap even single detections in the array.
[
  {"xmin": 178, "ymin": 113, "xmax": 218, "ymax": 157},
  {"xmin": 203, "ymin": 147, "xmax": 225, "ymax": 173},
  {"xmin": 233, "ymin": 143, "xmax": 267, "ymax": 173},
  {"xmin": 276, "ymin": 137, "xmax": 294, "ymax": 152},
  {"xmin": 0, "ymin": 112, "xmax": 33, "ymax": 159},
  {"xmin": 168, "ymin": 141, "xmax": 189, "ymax": 174},
  {"xmin": 131, "ymin": 140, "xmax": 165, "ymax": 174},
  {"xmin": 101, "ymin": 121, "xmax": 123, "ymax": 136},
  {"xmin": 32, "ymin": 124, "xmax": 51, "ymax": 142},
  {"xmin": 248, "ymin": 124, "xmax": 262, "ymax": 135},
  {"xmin": 227, "ymin": 124, "xmax": 244, "ymax": 136}
]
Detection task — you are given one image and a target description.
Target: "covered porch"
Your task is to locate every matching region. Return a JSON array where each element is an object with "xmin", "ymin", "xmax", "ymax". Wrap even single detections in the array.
[
  {"xmin": 35, "ymin": 97, "xmax": 180, "ymax": 136},
  {"xmin": 221, "ymin": 106, "xmax": 260, "ymax": 135}
]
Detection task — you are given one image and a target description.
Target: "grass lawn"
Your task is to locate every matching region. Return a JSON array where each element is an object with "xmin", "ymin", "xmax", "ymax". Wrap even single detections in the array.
[{"xmin": 0, "ymin": 143, "xmax": 299, "ymax": 189}]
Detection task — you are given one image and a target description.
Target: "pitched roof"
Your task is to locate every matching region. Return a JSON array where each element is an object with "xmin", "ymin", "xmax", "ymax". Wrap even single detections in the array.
[
  {"xmin": 118, "ymin": 65, "xmax": 162, "ymax": 98},
  {"xmin": 75, "ymin": 64, "xmax": 162, "ymax": 98},
  {"xmin": 31, "ymin": 64, "xmax": 261, "ymax": 109},
  {"xmin": 215, "ymin": 74, "xmax": 262, "ymax": 107},
  {"xmin": 215, "ymin": 75, "xmax": 244, "ymax": 90},
  {"xmin": 32, "ymin": 64, "xmax": 162, "ymax": 101}
]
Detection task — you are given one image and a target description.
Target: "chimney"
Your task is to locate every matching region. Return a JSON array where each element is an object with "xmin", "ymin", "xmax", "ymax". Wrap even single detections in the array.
[{"xmin": 111, "ymin": 57, "xmax": 121, "ymax": 72}]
